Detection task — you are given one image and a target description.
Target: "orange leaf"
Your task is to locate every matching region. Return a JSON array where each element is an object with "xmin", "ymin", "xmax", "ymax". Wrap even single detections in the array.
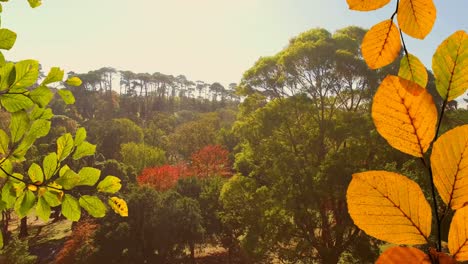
[
  {"xmin": 361, "ymin": 20, "xmax": 401, "ymax": 69},
  {"xmin": 432, "ymin": 31, "xmax": 468, "ymax": 101},
  {"xmin": 431, "ymin": 125, "xmax": 468, "ymax": 210},
  {"xmin": 347, "ymin": 171, "xmax": 431, "ymax": 245},
  {"xmin": 376, "ymin": 246, "xmax": 431, "ymax": 263},
  {"xmin": 372, "ymin": 75, "xmax": 437, "ymax": 157},
  {"xmin": 346, "ymin": 0, "xmax": 391, "ymax": 11},
  {"xmin": 448, "ymin": 206, "xmax": 468, "ymax": 261},
  {"xmin": 398, "ymin": 0, "xmax": 436, "ymax": 39}
]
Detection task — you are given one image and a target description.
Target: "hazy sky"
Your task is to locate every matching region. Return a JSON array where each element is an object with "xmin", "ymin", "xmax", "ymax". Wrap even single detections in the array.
[{"xmin": 3, "ymin": 0, "xmax": 468, "ymax": 87}]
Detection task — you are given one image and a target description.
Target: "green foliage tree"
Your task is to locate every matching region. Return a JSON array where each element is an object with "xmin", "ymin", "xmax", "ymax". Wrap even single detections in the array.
[{"xmin": 120, "ymin": 142, "xmax": 166, "ymax": 174}]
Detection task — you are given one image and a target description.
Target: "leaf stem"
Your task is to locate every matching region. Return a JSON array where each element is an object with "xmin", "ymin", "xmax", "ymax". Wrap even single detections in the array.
[
  {"xmin": 421, "ymin": 157, "xmax": 441, "ymax": 252},
  {"xmin": 390, "ymin": 0, "xmax": 399, "ymax": 21}
]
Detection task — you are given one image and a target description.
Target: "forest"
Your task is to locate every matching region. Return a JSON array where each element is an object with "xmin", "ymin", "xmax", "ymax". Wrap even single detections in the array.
[{"xmin": 0, "ymin": 0, "xmax": 467, "ymax": 263}]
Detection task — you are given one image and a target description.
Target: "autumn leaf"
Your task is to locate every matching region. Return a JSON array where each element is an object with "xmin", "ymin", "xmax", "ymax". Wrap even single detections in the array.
[
  {"xmin": 398, "ymin": 0, "xmax": 436, "ymax": 39},
  {"xmin": 376, "ymin": 246, "xmax": 430, "ymax": 263},
  {"xmin": 346, "ymin": 0, "xmax": 391, "ymax": 11},
  {"xmin": 399, "ymin": 54, "xmax": 428, "ymax": 88},
  {"xmin": 347, "ymin": 171, "xmax": 431, "ymax": 244},
  {"xmin": 448, "ymin": 206, "xmax": 468, "ymax": 261},
  {"xmin": 361, "ymin": 20, "xmax": 401, "ymax": 69},
  {"xmin": 372, "ymin": 75, "xmax": 437, "ymax": 157},
  {"xmin": 432, "ymin": 30, "xmax": 468, "ymax": 101},
  {"xmin": 431, "ymin": 125, "xmax": 468, "ymax": 210}
]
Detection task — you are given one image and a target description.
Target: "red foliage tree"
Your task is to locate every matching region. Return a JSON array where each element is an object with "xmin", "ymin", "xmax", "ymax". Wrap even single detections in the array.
[
  {"xmin": 137, "ymin": 164, "xmax": 190, "ymax": 191},
  {"xmin": 190, "ymin": 145, "xmax": 231, "ymax": 178}
]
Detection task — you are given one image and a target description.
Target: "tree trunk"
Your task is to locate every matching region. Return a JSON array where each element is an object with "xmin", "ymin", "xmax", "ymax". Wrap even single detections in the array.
[
  {"xmin": 19, "ymin": 217, "xmax": 28, "ymax": 238},
  {"xmin": 190, "ymin": 242, "xmax": 195, "ymax": 264}
]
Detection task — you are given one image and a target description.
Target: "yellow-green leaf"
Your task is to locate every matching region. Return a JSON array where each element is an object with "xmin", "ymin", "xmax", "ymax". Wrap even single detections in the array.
[
  {"xmin": 29, "ymin": 86, "xmax": 53, "ymax": 107},
  {"xmin": 0, "ymin": 158, "xmax": 12, "ymax": 178},
  {"xmin": 347, "ymin": 171, "xmax": 431, "ymax": 244},
  {"xmin": 27, "ymin": 0, "xmax": 41, "ymax": 8},
  {"xmin": 61, "ymin": 194, "xmax": 80, "ymax": 222},
  {"xmin": 78, "ymin": 167, "xmax": 100, "ymax": 186},
  {"xmin": 399, "ymin": 54, "xmax": 428, "ymax": 88},
  {"xmin": 372, "ymin": 75, "xmax": 437, "ymax": 157},
  {"xmin": 28, "ymin": 163, "xmax": 44, "ymax": 184},
  {"xmin": 12, "ymin": 60, "xmax": 39, "ymax": 89},
  {"xmin": 0, "ymin": 129, "xmax": 8, "ymax": 154},
  {"xmin": 398, "ymin": 0, "xmax": 436, "ymax": 39},
  {"xmin": 43, "ymin": 152, "xmax": 57, "ymax": 180},
  {"xmin": 0, "ymin": 28, "xmax": 16, "ymax": 50},
  {"xmin": 346, "ymin": 0, "xmax": 391, "ymax": 11},
  {"xmin": 57, "ymin": 133, "xmax": 74, "ymax": 162},
  {"xmin": 57, "ymin": 89, "xmax": 75, "ymax": 105},
  {"xmin": 73, "ymin": 141, "xmax": 96, "ymax": 160},
  {"xmin": 361, "ymin": 20, "xmax": 401, "ymax": 69},
  {"xmin": 431, "ymin": 125, "xmax": 468, "ymax": 210},
  {"xmin": 14, "ymin": 189, "xmax": 36, "ymax": 218},
  {"xmin": 74, "ymin": 127, "xmax": 86, "ymax": 147},
  {"xmin": 432, "ymin": 31, "xmax": 468, "ymax": 101},
  {"xmin": 9, "ymin": 110, "xmax": 29, "ymax": 143},
  {"xmin": 65, "ymin": 77, "xmax": 82, "ymax": 87},
  {"xmin": 97, "ymin": 176, "xmax": 121, "ymax": 193},
  {"xmin": 36, "ymin": 196, "xmax": 50, "ymax": 222},
  {"xmin": 448, "ymin": 206, "xmax": 468, "ymax": 261},
  {"xmin": 376, "ymin": 246, "xmax": 431, "ymax": 263},
  {"xmin": 79, "ymin": 195, "xmax": 106, "ymax": 218}
]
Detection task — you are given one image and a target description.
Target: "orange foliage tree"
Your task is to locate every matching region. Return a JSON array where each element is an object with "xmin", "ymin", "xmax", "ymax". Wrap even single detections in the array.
[{"xmin": 190, "ymin": 145, "xmax": 231, "ymax": 178}]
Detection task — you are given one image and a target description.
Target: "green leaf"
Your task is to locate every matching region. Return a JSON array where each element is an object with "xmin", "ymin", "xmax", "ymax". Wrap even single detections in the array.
[
  {"xmin": 97, "ymin": 176, "xmax": 121, "ymax": 193},
  {"xmin": 36, "ymin": 197, "xmax": 50, "ymax": 221},
  {"xmin": 79, "ymin": 195, "xmax": 106, "ymax": 218},
  {"xmin": 78, "ymin": 167, "xmax": 100, "ymax": 186},
  {"xmin": 28, "ymin": 0, "xmax": 41, "ymax": 8},
  {"xmin": 9, "ymin": 110, "xmax": 29, "ymax": 143},
  {"xmin": 42, "ymin": 67, "xmax": 63, "ymax": 85},
  {"xmin": 57, "ymin": 133, "xmax": 74, "ymax": 161},
  {"xmin": 29, "ymin": 86, "xmax": 53, "ymax": 107},
  {"xmin": 0, "ymin": 158, "xmax": 12, "ymax": 178},
  {"xmin": 43, "ymin": 153, "xmax": 57, "ymax": 180},
  {"xmin": 0, "ymin": 228, "xmax": 3, "ymax": 248},
  {"xmin": 73, "ymin": 141, "xmax": 96, "ymax": 160},
  {"xmin": 0, "ymin": 28, "xmax": 16, "ymax": 50},
  {"xmin": 2, "ymin": 181, "xmax": 16, "ymax": 208},
  {"xmin": 74, "ymin": 127, "xmax": 86, "ymax": 147},
  {"xmin": 398, "ymin": 53, "xmax": 428, "ymax": 88},
  {"xmin": 0, "ymin": 129, "xmax": 8, "ymax": 155},
  {"xmin": 65, "ymin": 77, "xmax": 82, "ymax": 86},
  {"xmin": 28, "ymin": 163, "xmax": 44, "ymax": 184},
  {"xmin": 61, "ymin": 194, "xmax": 80, "ymax": 222},
  {"xmin": 55, "ymin": 169, "xmax": 80, "ymax": 190},
  {"xmin": 11, "ymin": 134, "xmax": 36, "ymax": 160},
  {"xmin": 57, "ymin": 89, "xmax": 75, "ymax": 105},
  {"xmin": 28, "ymin": 119, "xmax": 51, "ymax": 139},
  {"xmin": 42, "ymin": 190, "xmax": 61, "ymax": 207},
  {"xmin": 12, "ymin": 60, "xmax": 39, "ymax": 89},
  {"xmin": 14, "ymin": 189, "xmax": 36, "ymax": 218},
  {"xmin": 30, "ymin": 106, "xmax": 53, "ymax": 120},
  {"xmin": 0, "ymin": 62, "xmax": 14, "ymax": 91},
  {"xmin": 432, "ymin": 31, "xmax": 468, "ymax": 101},
  {"xmin": 0, "ymin": 93, "xmax": 34, "ymax": 112}
]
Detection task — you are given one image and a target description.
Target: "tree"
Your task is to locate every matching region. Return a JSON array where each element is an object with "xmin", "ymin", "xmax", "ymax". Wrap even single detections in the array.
[
  {"xmin": 190, "ymin": 145, "xmax": 231, "ymax": 178},
  {"xmin": 120, "ymin": 142, "xmax": 166, "ymax": 174},
  {"xmin": 137, "ymin": 164, "xmax": 190, "ymax": 191}
]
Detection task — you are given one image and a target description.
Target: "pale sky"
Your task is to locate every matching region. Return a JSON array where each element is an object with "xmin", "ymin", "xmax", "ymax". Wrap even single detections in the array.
[{"xmin": 3, "ymin": 0, "xmax": 468, "ymax": 88}]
